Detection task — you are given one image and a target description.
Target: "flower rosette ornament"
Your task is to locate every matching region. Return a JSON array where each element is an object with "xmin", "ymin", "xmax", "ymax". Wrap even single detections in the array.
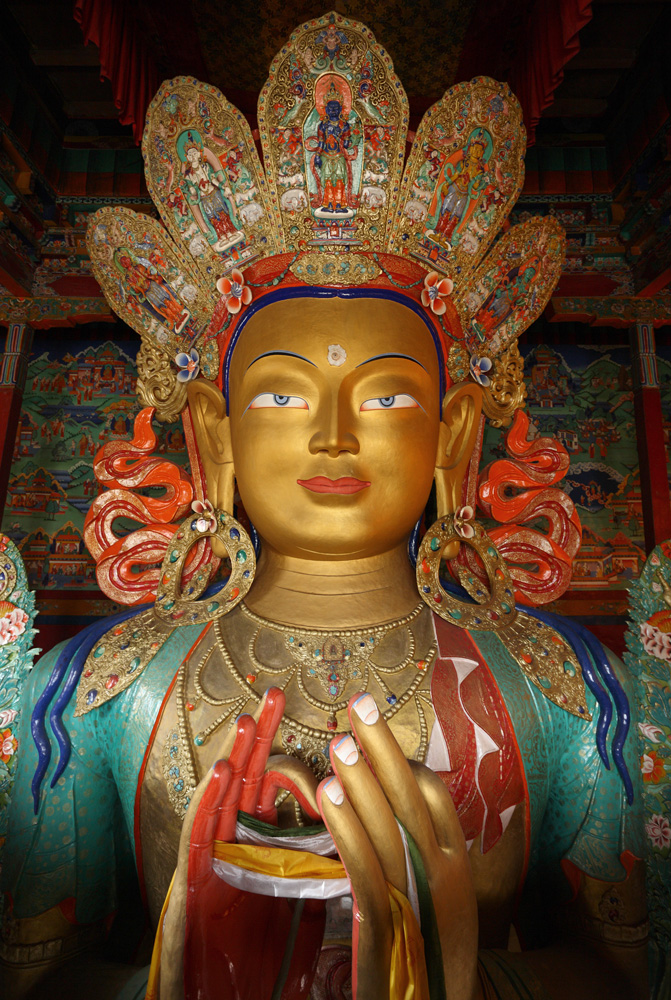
[
  {"xmin": 216, "ymin": 269, "xmax": 253, "ymax": 315},
  {"xmin": 192, "ymin": 499, "xmax": 217, "ymax": 534},
  {"xmin": 646, "ymin": 814, "xmax": 671, "ymax": 851},
  {"xmin": 641, "ymin": 750, "xmax": 667, "ymax": 784},
  {"xmin": 639, "ymin": 723, "xmax": 664, "ymax": 743},
  {"xmin": 175, "ymin": 348, "xmax": 200, "ymax": 382},
  {"xmin": 454, "ymin": 505, "xmax": 475, "ymax": 540},
  {"xmin": 420, "ymin": 271, "xmax": 454, "ymax": 316},
  {"xmin": 0, "ymin": 728, "xmax": 17, "ymax": 764},
  {"xmin": 469, "ymin": 355, "xmax": 492, "ymax": 387},
  {"xmin": 640, "ymin": 619, "xmax": 671, "ymax": 662},
  {"xmin": 0, "ymin": 603, "xmax": 28, "ymax": 646}
]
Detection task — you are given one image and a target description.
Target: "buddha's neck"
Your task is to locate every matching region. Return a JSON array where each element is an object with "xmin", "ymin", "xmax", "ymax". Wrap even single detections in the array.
[{"xmin": 244, "ymin": 541, "xmax": 420, "ymax": 629}]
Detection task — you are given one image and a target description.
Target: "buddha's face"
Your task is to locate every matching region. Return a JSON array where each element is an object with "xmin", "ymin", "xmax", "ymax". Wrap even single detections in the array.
[{"xmin": 227, "ymin": 297, "xmax": 442, "ymax": 560}]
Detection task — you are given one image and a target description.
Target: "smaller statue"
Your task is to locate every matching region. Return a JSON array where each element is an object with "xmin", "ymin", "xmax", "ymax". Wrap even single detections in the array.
[
  {"xmin": 178, "ymin": 130, "xmax": 244, "ymax": 251},
  {"xmin": 306, "ymin": 77, "xmax": 358, "ymax": 217},
  {"xmin": 427, "ymin": 129, "xmax": 492, "ymax": 246}
]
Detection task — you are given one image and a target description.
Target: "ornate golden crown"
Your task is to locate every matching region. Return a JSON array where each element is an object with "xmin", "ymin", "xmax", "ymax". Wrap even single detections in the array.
[{"xmin": 87, "ymin": 12, "xmax": 564, "ymax": 428}]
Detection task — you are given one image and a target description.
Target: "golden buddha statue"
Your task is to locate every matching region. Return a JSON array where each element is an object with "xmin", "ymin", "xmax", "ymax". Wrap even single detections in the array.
[{"xmin": 0, "ymin": 13, "xmax": 649, "ymax": 1000}]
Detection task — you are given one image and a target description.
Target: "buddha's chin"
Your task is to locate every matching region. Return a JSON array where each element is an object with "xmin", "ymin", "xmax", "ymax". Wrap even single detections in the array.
[{"xmin": 255, "ymin": 514, "xmax": 415, "ymax": 561}]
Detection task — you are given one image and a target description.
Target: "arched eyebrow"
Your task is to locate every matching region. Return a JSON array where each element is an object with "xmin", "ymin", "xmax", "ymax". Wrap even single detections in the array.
[
  {"xmin": 246, "ymin": 350, "xmax": 317, "ymax": 370},
  {"xmin": 355, "ymin": 353, "xmax": 428, "ymax": 372}
]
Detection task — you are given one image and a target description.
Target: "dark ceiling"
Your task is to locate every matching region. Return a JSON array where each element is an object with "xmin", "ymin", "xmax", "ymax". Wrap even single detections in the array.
[{"xmin": 4, "ymin": 0, "xmax": 671, "ymax": 149}]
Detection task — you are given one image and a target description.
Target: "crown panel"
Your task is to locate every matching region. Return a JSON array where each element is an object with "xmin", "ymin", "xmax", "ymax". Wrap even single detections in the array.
[
  {"xmin": 454, "ymin": 216, "xmax": 565, "ymax": 363},
  {"xmin": 142, "ymin": 77, "xmax": 284, "ymax": 290},
  {"xmin": 257, "ymin": 13, "xmax": 408, "ymax": 252},
  {"xmin": 88, "ymin": 207, "xmax": 212, "ymax": 363},
  {"xmin": 388, "ymin": 77, "xmax": 525, "ymax": 284}
]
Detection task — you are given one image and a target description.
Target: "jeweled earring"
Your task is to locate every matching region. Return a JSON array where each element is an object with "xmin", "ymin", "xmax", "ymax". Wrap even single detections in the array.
[
  {"xmin": 416, "ymin": 506, "xmax": 517, "ymax": 630},
  {"xmin": 154, "ymin": 501, "xmax": 255, "ymax": 625}
]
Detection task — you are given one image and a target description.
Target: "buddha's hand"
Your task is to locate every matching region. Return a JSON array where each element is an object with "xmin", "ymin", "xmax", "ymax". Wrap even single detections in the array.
[
  {"xmin": 159, "ymin": 688, "xmax": 324, "ymax": 1000},
  {"xmin": 318, "ymin": 692, "xmax": 481, "ymax": 1000}
]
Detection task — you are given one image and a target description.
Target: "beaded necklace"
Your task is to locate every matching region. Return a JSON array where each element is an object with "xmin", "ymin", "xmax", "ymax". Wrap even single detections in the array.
[{"xmin": 164, "ymin": 602, "xmax": 437, "ymax": 817}]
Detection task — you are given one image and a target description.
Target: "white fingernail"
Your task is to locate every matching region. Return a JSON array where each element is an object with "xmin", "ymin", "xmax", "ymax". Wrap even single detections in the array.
[
  {"xmin": 352, "ymin": 693, "xmax": 379, "ymax": 725},
  {"xmin": 323, "ymin": 777, "xmax": 345, "ymax": 805},
  {"xmin": 333, "ymin": 734, "xmax": 358, "ymax": 766}
]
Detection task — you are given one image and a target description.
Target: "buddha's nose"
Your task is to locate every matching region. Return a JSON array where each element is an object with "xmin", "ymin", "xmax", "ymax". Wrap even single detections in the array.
[{"xmin": 308, "ymin": 395, "xmax": 359, "ymax": 457}]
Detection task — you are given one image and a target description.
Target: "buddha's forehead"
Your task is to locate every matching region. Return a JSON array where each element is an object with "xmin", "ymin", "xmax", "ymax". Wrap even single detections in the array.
[{"xmin": 228, "ymin": 296, "xmax": 441, "ymax": 377}]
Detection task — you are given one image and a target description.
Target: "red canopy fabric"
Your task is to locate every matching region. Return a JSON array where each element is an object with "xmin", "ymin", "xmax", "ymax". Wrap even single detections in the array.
[
  {"xmin": 508, "ymin": 0, "xmax": 593, "ymax": 143},
  {"xmin": 73, "ymin": 0, "xmax": 593, "ymax": 148},
  {"xmin": 74, "ymin": 0, "xmax": 160, "ymax": 144}
]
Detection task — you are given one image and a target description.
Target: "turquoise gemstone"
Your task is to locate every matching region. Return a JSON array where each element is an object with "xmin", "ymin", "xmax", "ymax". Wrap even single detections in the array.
[
  {"xmin": 129, "ymin": 657, "xmax": 140, "ymax": 672},
  {"xmin": 430, "ymin": 537, "xmax": 440, "ymax": 551},
  {"xmin": 563, "ymin": 661, "xmax": 576, "ymax": 676},
  {"xmin": 93, "ymin": 646, "xmax": 104, "ymax": 658},
  {"xmin": 207, "ymin": 602, "xmax": 219, "ymax": 613},
  {"xmin": 449, "ymin": 609, "xmax": 462, "ymax": 620},
  {"xmin": 194, "ymin": 735, "xmax": 204, "ymax": 746},
  {"xmin": 236, "ymin": 549, "xmax": 247, "ymax": 563},
  {"xmin": 169, "ymin": 549, "xmax": 179, "ymax": 563},
  {"xmin": 537, "ymin": 675, "xmax": 552, "ymax": 689},
  {"xmin": 501, "ymin": 603, "xmax": 510, "ymax": 613},
  {"xmin": 487, "ymin": 547, "xmax": 497, "ymax": 557},
  {"xmin": 163, "ymin": 600, "xmax": 174, "ymax": 611}
]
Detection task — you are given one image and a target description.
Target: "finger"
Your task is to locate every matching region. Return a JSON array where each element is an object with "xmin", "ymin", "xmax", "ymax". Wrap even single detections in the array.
[
  {"xmin": 257, "ymin": 755, "xmax": 320, "ymax": 822},
  {"xmin": 189, "ymin": 759, "xmax": 233, "ymax": 889},
  {"xmin": 214, "ymin": 713, "xmax": 257, "ymax": 842},
  {"xmin": 160, "ymin": 759, "xmax": 231, "ymax": 1000},
  {"xmin": 408, "ymin": 760, "xmax": 469, "ymax": 862},
  {"xmin": 329, "ymin": 733, "xmax": 407, "ymax": 894},
  {"xmin": 317, "ymin": 776, "xmax": 393, "ymax": 1000},
  {"xmin": 239, "ymin": 687, "xmax": 286, "ymax": 814},
  {"xmin": 350, "ymin": 694, "xmax": 478, "ymax": 998},
  {"xmin": 207, "ymin": 684, "xmax": 270, "ymax": 763},
  {"xmin": 409, "ymin": 761, "xmax": 479, "ymax": 998},
  {"xmin": 348, "ymin": 693, "xmax": 442, "ymax": 861}
]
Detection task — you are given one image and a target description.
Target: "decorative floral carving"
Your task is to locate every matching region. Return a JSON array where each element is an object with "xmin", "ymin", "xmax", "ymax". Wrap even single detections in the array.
[
  {"xmin": 216, "ymin": 269, "xmax": 252, "ymax": 314},
  {"xmin": 421, "ymin": 271, "xmax": 454, "ymax": 315},
  {"xmin": 136, "ymin": 341, "xmax": 188, "ymax": 423}
]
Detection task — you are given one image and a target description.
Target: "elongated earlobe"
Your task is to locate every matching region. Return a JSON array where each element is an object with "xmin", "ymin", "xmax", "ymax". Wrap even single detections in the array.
[
  {"xmin": 434, "ymin": 384, "xmax": 483, "ymax": 557},
  {"xmin": 434, "ymin": 383, "xmax": 483, "ymax": 515},
  {"xmin": 186, "ymin": 380, "xmax": 235, "ymax": 555}
]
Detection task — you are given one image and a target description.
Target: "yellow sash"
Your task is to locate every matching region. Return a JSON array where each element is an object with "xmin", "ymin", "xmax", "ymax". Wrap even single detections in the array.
[{"xmin": 146, "ymin": 842, "xmax": 429, "ymax": 999}]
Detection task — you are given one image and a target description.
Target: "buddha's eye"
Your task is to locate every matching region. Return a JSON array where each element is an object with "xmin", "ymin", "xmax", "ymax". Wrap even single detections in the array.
[
  {"xmin": 248, "ymin": 392, "xmax": 308, "ymax": 410},
  {"xmin": 360, "ymin": 394, "xmax": 419, "ymax": 411}
]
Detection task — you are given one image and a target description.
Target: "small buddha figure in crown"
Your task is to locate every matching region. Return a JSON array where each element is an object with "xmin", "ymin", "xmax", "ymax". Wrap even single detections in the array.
[
  {"xmin": 427, "ymin": 129, "xmax": 492, "ymax": 247},
  {"xmin": 306, "ymin": 78, "xmax": 357, "ymax": 216},
  {"xmin": 0, "ymin": 14, "xmax": 651, "ymax": 1000},
  {"xmin": 179, "ymin": 129, "xmax": 243, "ymax": 252}
]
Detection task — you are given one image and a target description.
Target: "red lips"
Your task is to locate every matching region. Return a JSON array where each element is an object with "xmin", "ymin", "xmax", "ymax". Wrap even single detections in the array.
[{"xmin": 297, "ymin": 476, "xmax": 371, "ymax": 495}]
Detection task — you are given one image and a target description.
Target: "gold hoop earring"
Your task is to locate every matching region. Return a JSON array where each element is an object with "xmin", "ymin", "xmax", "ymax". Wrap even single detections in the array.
[
  {"xmin": 416, "ymin": 507, "xmax": 517, "ymax": 630},
  {"xmin": 154, "ymin": 503, "xmax": 255, "ymax": 625}
]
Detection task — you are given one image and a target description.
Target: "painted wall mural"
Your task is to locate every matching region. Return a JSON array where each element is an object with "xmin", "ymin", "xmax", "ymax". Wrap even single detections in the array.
[
  {"xmin": 1, "ymin": 333, "xmax": 190, "ymax": 591},
  {"xmin": 483, "ymin": 341, "xmax": 671, "ymax": 590}
]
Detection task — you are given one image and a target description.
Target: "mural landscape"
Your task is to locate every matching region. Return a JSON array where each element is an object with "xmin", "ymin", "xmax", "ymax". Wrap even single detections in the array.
[
  {"xmin": 483, "ymin": 341, "xmax": 671, "ymax": 590},
  {"xmin": 1, "ymin": 334, "xmax": 189, "ymax": 590}
]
